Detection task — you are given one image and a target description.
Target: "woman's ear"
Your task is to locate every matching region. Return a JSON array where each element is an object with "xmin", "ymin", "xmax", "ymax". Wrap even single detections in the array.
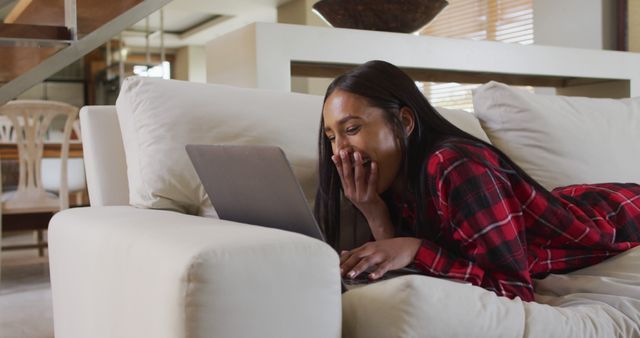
[{"xmin": 399, "ymin": 107, "xmax": 415, "ymax": 137}]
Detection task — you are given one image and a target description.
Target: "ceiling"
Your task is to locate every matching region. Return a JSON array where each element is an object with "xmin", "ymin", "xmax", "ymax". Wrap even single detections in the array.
[{"xmin": 121, "ymin": 0, "xmax": 296, "ymax": 49}]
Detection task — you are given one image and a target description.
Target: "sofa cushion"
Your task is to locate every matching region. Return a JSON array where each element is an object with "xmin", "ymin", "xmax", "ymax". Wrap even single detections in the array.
[
  {"xmin": 342, "ymin": 246, "xmax": 640, "ymax": 338},
  {"xmin": 473, "ymin": 81, "xmax": 640, "ymax": 190},
  {"xmin": 116, "ymin": 77, "xmax": 323, "ymax": 215},
  {"xmin": 342, "ymin": 276, "xmax": 525, "ymax": 338},
  {"xmin": 526, "ymin": 246, "xmax": 640, "ymax": 337}
]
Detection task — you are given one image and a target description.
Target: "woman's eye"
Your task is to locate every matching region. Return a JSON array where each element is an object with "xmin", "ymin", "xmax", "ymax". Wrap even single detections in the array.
[
  {"xmin": 346, "ymin": 126, "xmax": 361, "ymax": 135},
  {"xmin": 327, "ymin": 135, "xmax": 335, "ymax": 142}
]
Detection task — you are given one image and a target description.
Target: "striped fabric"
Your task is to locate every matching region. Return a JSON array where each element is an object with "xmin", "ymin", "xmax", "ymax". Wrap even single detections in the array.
[{"xmin": 401, "ymin": 139, "xmax": 640, "ymax": 301}]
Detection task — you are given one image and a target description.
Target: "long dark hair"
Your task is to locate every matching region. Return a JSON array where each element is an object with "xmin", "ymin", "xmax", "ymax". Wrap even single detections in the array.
[{"xmin": 314, "ymin": 60, "xmax": 556, "ymax": 250}]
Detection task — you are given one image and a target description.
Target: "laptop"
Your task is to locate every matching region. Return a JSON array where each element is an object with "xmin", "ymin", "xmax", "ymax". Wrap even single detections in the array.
[{"xmin": 185, "ymin": 144, "xmax": 421, "ymax": 291}]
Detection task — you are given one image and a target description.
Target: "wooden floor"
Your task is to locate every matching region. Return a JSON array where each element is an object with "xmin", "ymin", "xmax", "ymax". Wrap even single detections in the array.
[{"xmin": 0, "ymin": 232, "xmax": 53, "ymax": 338}]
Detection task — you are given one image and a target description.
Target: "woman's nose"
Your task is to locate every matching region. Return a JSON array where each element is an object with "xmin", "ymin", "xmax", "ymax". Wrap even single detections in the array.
[
  {"xmin": 335, "ymin": 134, "xmax": 350, "ymax": 147},
  {"xmin": 334, "ymin": 136, "xmax": 351, "ymax": 153}
]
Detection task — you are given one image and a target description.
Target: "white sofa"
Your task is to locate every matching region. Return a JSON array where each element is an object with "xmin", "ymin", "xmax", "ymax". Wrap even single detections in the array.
[{"xmin": 49, "ymin": 78, "xmax": 640, "ymax": 338}]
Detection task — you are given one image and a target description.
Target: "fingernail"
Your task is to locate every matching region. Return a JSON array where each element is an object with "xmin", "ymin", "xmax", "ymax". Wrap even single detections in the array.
[
  {"xmin": 369, "ymin": 273, "xmax": 375, "ymax": 279},
  {"xmin": 340, "ymin": 150, "xmax": 346, "ymax": 158},
  {"xmin": 348, "ymin": 271, "xmax": 355, "ymax": 278}
]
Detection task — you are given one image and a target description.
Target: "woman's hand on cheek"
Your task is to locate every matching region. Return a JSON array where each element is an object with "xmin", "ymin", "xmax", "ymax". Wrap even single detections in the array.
[
  {"xmin": 333, "ymin": 150, "xmax": 395, "ymax": 240},
  {"xmin": 333, "ymin": 151, "xmax": 384, "ymax": 214},
  {"xmin": 340, "ymin": 237, "xmax": 422, "ymax": 280}
]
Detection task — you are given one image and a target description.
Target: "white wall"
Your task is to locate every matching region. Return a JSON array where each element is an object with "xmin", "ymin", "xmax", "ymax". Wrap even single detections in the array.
[
  {"xmin": 533, "ymin": 0, "xmax": 619, "ymax": 95},
  {"xmin": 187, "ymin": 46, "xmax": 207, "ymax": 83},
  {"xmin": 174, "ymin": 47, "xmax": 189, "ymax": 81},
  {"xmin": 277, "ymin": 0, "xmax": 332, "ymax": 96},
  {"xmin": 174, "ymin": 45, "xmax": 207, "ymax": 83},
  {"xmin": 533, "ymin": 0, "xmax": 616, "ymax": 50}
]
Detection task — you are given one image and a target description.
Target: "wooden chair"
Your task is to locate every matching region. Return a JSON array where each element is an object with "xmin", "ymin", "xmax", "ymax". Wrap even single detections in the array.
[
  {"xmin": 42, "ymin": 117, "xmax": 86, "ymax": 207},
  {"xmin": 0, "ymin": 100, "xmax": 79, "ymax": 281}
]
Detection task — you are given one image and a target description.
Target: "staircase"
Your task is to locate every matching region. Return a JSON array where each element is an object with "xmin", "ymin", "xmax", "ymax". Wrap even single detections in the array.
[{"xmin": 0, "ymin": 0, "xmax": 173, "ymax": 105}]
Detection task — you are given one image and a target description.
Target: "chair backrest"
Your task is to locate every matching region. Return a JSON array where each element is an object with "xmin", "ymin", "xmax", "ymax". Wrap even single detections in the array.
[
  {"xmin": 0, "ymin": 116, "xmax": 14, "ymax": 142},
  {"xmin": 72, "ymin": 118, "xmax": 82, "ymax": 141},
  {"xmin": 79, "ymin": 106, "xmax": 129, "ymax": 206},
  {"xmin": 0, "ymin": 100, "xmax": 79, "ymax": 212}
]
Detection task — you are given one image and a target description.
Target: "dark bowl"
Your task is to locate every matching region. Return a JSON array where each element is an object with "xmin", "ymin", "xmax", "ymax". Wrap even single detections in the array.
[{"xmin": 312, "ymin": 0, "xmax": 449, "ymax": 33}]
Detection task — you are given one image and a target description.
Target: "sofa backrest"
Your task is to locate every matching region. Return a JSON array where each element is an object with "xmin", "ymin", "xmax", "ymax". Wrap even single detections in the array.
[
  {"xmin": 79, "ymin": 106, "xmax": 129, "ymax": 206},
  {"xmin": 82, "ymin": 78, "xmax": 640, "ymax": 218},
  {"xmin": 108, "ymin": 77, "xmax": 490, "ymax": 216}
]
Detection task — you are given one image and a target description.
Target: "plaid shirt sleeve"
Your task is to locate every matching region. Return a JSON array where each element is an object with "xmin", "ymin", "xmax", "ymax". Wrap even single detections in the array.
[{"xmin": 413, "ymin": 146, "xmax": 534, "ymax": 301}]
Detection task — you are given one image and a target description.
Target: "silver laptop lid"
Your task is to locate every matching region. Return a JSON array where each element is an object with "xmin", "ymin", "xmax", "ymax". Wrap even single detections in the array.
[{"xmin": 186, "ymin": 144, "xmax": 325, "ymax": 241}]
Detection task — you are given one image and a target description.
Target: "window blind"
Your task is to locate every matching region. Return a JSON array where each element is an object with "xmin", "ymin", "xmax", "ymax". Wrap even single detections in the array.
[{"xmin": 419, "ymin": 0, "xmax": 534, "ymax": 111}]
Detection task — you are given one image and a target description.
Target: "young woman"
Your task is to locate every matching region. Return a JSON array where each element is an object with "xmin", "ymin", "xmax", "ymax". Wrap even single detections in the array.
[{"xmin": 314, "ymin": 60, "xmax": 640, "ymax": 301}]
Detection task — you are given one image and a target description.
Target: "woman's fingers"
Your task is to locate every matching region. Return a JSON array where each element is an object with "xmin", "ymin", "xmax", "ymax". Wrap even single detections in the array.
[
  {"xmin": 332, "ymin": 154, "xmax": 346, "ymax": 186},
  {"xmin": 339, "ymin": 250, "xmax": 352, "ymax": 266},
  {"xmin": 367, "ymin": 161, "xmax": 378, "ymax": 196},
  {"xmin": 340, "ymin": 238, "xmax": 420, "ymax": 280},
  {"xmin": 340, "ymin": 245, "xmax": 382, "ymax": 279},
  {"xmin": 369, "ymin": 261, "xmax": 392, "ymax": 280},
  {"xmin": 353, "ymin": 151, "xmax": 366, "ymax": 198},
  {"xmin": 333, "ymin": 153, "xmax": 354, "ymax": 198},
  {"xmin": 333, "ymin": 150, "xmax": 377, "ymax": 205},
  {"xmin": 340, "ymin": 248, "xmax": 368, "ymax": 277},
  {"xmin": 347, "ymin": 254, "xmax": 383, "ymax": 279},
  {"xmin": 339, "ymin": 150, "xmax": 355, "ymax": 196}
]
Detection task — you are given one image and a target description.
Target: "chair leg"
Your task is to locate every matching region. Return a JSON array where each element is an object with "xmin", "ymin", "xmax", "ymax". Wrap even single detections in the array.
[
  {"xmin": 75, "ymin": 191, "xmax": 83, "ymax": 206},
  {"xmin": 37, "ymin": 230, "xmax": 44, "ymax": 257}
]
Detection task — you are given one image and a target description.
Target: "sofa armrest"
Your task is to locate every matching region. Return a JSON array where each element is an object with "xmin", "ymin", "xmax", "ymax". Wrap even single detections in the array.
[
  {"xmin": 49, "ymin": 206, "xmax": 341, "ymax": 338},
  {"xmin": 79, "ymin": 106, "xmax": 129, "ymax": 206}
]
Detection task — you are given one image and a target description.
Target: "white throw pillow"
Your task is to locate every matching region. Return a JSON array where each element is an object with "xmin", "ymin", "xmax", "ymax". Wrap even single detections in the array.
[
  {"xmin": 116, "ymin": 77, "xmax": 323, "ymax": 216},
  {"xmin": 473, "ymin": 81, "xmax": 640, "ymax": 190},
  {"xmin": 435, "ymin": 106, "xmax": 491, "ymax": 144}
]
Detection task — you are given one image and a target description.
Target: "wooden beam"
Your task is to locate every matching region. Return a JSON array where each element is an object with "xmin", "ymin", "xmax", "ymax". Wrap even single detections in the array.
[
  {"xmin": 0, "ymin": 23, "xmax": 71, "ymax": 41},
  {"xmin": 0, "ymin": 45, "xmax": 63, "ymax": 83},
  {"xmin": 4, "ymin": 0, "xmax": 144, "ymax": 36}
]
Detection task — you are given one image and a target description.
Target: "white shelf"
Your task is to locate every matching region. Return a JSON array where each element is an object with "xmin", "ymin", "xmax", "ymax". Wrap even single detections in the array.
[{"xmin": 205, "ymin": 22, "xmax": 640, "ymax": 97}]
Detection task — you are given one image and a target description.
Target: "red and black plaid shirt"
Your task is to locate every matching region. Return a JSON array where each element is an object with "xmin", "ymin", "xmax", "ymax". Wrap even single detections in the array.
[{"xmin": 402, "ymin": 139, "xmax": 640, "ymax": 302}]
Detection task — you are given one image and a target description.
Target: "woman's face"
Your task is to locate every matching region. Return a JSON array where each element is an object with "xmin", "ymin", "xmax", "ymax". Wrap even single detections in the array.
[{"xmin": 322, "ymin": 90, "xmax": 404, "ymax": 194}]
